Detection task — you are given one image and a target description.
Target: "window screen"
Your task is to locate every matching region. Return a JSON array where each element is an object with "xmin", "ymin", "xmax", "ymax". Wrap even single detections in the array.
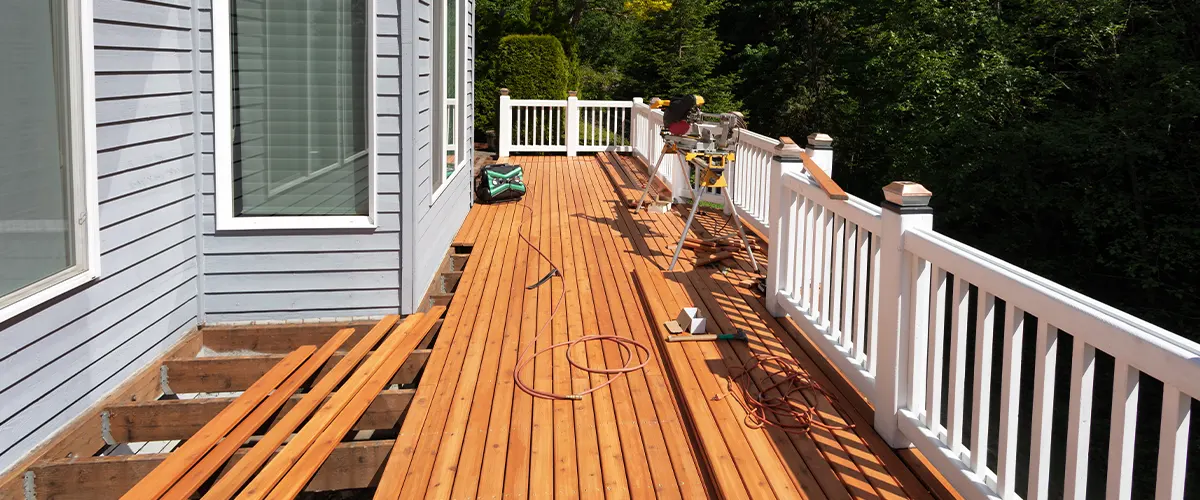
[
  {"xmin": 0, "ymin": 0, "xmax": 76, "ymax": 302},
  {"xmin": 230, "ymin": 0, "xmax": 369, "ymax": 217}
]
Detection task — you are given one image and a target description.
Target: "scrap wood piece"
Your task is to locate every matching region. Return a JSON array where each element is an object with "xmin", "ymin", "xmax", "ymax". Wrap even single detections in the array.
[
  {"xmin": 161, "ymin": 328, "xmax": 355, "ymax": 499},
  {"xmin": 267, "ymin": 309, "xmax": 446, "ymax": 499},
  {"xmin": 120, "ymin": 346, "xmax": 317, "ymax": 500},
  {"xmin": 201, "ymin": 315, "xmax": 402, "ymax": 500},
  {"xmin": 236, "ymin": 309, "xmax": 442, "ymax": 500},
  {"xmin": 696, "ymin": 251, "xmax": 734, "ymax": 266}
]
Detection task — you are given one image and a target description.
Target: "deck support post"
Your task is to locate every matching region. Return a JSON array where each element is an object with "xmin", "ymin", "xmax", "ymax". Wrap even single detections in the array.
[
  {"xmin": 766, "ymin": 138, "xmax": 805, "ymax": 317},
  {"xmin": 874, "ymin": 181, "xmax": 934, "ymax": 448},
  {"xmin": 566, "ymin": 91, "xmax": 580, "ymax": 156},
  {"xmin": 498, "ymin": 89, "xmax": 511, "ymax": 157}
]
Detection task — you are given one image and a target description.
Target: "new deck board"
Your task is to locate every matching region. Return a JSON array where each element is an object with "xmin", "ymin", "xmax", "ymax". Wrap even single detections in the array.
[{"xmin": 375, "ymin": 155, "xmax": 945, "ymax": 500}]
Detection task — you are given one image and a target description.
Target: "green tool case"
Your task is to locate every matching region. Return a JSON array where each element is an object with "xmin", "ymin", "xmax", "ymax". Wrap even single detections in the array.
[{"xmin": 475, "ymin": 163, "xmax": 526, "ymax": 204}]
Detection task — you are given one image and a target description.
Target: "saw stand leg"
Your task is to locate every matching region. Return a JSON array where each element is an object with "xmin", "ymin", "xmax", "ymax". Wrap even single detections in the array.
[
  {"xmin": 633, "ymin": 144, "xmax": 687, "ymax": 213},
  {"xmin": 667, "ymin": 176, "xmax": 761, "ymax": 273}
]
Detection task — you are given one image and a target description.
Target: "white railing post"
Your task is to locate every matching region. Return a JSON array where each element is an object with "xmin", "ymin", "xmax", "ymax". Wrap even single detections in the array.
[
  {"xmin": 566, "ymin": 91, "xmax": 580, "ymax": 157},
  {"xmin": 806, "ymin": 133, "xmax": 834, "ymax": 177},
  {"xmin": 498, "ymin": 88, "xmax": 512, "ymax": 158},
  {"xmin": 874, "ymin": 181, "xmax": 933, "ymax": 448},
  {"xmin": 766, "ymin": 138, "xmax": 804, "ymax": 317}
]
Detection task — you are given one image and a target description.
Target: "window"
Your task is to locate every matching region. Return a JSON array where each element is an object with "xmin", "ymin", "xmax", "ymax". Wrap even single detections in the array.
[
  {"xmin": 432, "ymin": 0, "xmax": 468, "ymax": 198},
  {"xmin": 0, "ymin": 0, "xmax": 99, "ymax": 323},
  {"xmin": 214, "ymin": 0, "xmax": 376, "ymax": 231}
]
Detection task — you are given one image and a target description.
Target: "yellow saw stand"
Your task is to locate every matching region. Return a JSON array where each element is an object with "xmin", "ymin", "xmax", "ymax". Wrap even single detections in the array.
[{"xmin": 634, "ymin": 142, "xmax": 760, "ymax": 272}]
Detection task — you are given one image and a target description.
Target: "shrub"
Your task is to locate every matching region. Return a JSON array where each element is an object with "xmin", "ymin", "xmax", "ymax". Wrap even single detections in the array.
[{"xmin": 497, "ymin": 35, "xmax": 569, "ymax": 100}]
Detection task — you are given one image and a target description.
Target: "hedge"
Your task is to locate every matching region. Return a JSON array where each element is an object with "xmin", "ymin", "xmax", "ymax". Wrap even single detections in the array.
[{"xmin": 497, "ymin": 35, "xmax": 569, "ymax": 100}]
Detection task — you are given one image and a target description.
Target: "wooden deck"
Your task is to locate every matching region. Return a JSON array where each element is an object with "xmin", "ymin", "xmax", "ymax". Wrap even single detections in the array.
[{"xmin": 377, "ymin": 155, "xmax": 943, "ymax": 499}]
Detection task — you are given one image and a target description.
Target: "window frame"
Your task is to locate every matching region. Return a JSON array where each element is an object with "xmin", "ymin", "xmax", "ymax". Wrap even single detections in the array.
[
  {"xmin": 431, "ymin": 0, "xmax": 470, "ymax": 202},
  {"xmin": 212, "ymin": 0, "xmax": 378, "ymax": 231},
  {"xmin": 0, "ymin": 0, "xmax": 101, "ymax": 325}
]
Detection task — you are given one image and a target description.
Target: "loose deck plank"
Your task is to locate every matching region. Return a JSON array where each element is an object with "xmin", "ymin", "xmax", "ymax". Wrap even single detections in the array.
[
  {"xmin": 237, "ymin": 315, "xmax": 418, "ymax": 499},
  {"xmin": 201, "ymin": 317, "xmax": 401, "ymax": 499},
  {"xmin": 120, "ymin": 346, "xmax": 316, "ymax": 499},
  {"xmin": 161, "ymin": 329, "xmax": 355, "ymax": 498},
  {"xmin": 269, "ymin": 310, "xmax": 444, "ymax": 499}
]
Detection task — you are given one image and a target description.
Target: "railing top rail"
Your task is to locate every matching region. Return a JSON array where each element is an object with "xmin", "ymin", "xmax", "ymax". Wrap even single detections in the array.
[
  {"xmin": 577, "ymin": 100, "xmax": 633, "ymax": 108},
  {"xmin": 780, "ymin": 167, "xmax": 882, "ymax": 232},
  {"xmin": 906, "ymin": 227, "xmax": 1200, "ymax": 399},
  {"xmin": 734, "ymin": 128, "xmax": 779, "ymax": 150},
  {"xmin": 507, "ymin": 99, "xmax": 568, "ymax": 106}
]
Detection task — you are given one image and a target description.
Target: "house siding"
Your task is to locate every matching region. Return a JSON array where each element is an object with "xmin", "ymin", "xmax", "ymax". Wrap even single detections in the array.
[
  {"xmin": 0, "ymin": 0, "xmax": 201, "ymax": 474},
  {"xmin": 0, "ymin": 0, "xmax": 476, "ymax": 475},
  {"xmin": 400, "ymin": 0, "xmax": 475, "ymax": 313},
  {"xmin": 197, "ymin": 0, "xmax": 407, "ymax": 322}
]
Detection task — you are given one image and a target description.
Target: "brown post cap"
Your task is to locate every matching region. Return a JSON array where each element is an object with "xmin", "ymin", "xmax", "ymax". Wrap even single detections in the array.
[
  {"xmin": 882, "ymin": 181, "xmax": 933, "ymax": 207},
  {"xmin": 500, "ymin": 88, "xmax": 510, "ymax": 96}
]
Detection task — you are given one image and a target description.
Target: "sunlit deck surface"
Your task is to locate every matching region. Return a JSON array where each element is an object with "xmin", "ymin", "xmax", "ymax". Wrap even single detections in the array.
[{"xmin": 385, "ymin": 155, "xmax": 942, "ymax": 499}]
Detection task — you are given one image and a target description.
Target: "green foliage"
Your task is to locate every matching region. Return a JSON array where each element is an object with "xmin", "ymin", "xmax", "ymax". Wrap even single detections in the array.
[
  {"xmin": 721, "ymin": 0, "xmax": 1200, "ymax": 340},
  {"xmin": 497, "ymin": 34, "xmax": 571, "ymax": 100},
  {"xmin": 478, "ymin": 0, "xmax": 1199, "ymax": 341}
]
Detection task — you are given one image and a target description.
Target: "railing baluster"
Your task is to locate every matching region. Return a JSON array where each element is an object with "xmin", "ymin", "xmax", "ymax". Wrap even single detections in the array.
[
  {"xmin": 820, "ymin": 210, "xmax": 835, "ymax": 326},
  {"xmin": 946, "ymin": 277, "xmax": 970, "ymax": 455},
  {"xmin": 996, "ymin": 304, "xmax": 1025, "ymax": 498},
  {"xmin": 802, "ymin": 201, "xmax": 816, "ymax": 310},
  {"xmin": 908, "ymin": 255, "xmax": 932, "ymax": 417},
  {"xmin": 831, "ymin": 216, "xmax": 846, "ymax": 339},
  {"xmin": 786, "ymin": 194, "xmax": 801, "ymax": 299},
  {"xmin": 867, "ymin": 233, "xmax": 882, "ymax": 374},
  {"xmin": 1064, "ymin": 338, "xmax": 1096, "ymax": 499},
  {"xmin": 1106, "ymin": 360, "xmax": 1140, "ymax": 500},
  {"xmin": 605, "ymin": 107, "xmax": 612, "ymax": 145},
  {"xmin": 970, "ymin": 291, "xmax": 996, "ymax": 473},
  {"xmin": 1156, "ymin": 385, "xmax": 1191, "ymax": 500},
  {"xmin": 840, "ymin": 223, "xmax": 858, "ymax": 351},
  {"xmin": 1028, "ymin": 321, "xmax": 1060, "ymax": 500},
  {"xmin": 854, "ymin": 231, "xmax": 870, "ymax": 362},
  {"xmin": 925, "ymin": 267, "xmax": 948, "ymax": 429}
]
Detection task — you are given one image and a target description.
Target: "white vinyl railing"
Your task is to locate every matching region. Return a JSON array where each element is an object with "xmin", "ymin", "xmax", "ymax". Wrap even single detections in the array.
[
  {"xmin": 499, "ymin": 91, "xmax": 632, "ymax": 156},
  {"xmin": 763, "ymin": 147, "xmax": 1200, "ymax": 499},
  {"xmin": 496, "ymin": 88, "xmax": 1199, "ymax": 499}
]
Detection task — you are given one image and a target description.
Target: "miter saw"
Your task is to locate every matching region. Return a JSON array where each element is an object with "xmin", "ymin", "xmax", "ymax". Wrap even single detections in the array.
[{"xmin": 632, "ymin": 95, "xmax": 759, "ymax": 273}]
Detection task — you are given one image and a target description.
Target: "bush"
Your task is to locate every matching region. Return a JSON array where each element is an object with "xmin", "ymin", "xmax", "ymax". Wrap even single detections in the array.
[{"xmin": 497, "ymin": 35, "xmax": 569, "ymax": 100}]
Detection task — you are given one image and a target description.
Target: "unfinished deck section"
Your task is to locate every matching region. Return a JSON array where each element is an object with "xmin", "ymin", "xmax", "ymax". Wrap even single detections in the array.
[{"xmin": 379, "ymin": 155, "xmax": 942, "ymax": 499}]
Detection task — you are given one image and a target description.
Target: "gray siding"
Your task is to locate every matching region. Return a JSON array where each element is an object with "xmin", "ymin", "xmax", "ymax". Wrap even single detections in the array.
[
  {"xmin": 0, "ymin": 0, "xmax": 476, "ymax": 474},
  {"xmin": 197, "ymin": 0, "xmax": 406, "ymax": 322},
  {"xmin": 400, "ymin": 0, "xmax": 474, "ymax": 312},
  {"xmin": 0, "ymin": 0, "xmax": 201, "ymax": 474}
]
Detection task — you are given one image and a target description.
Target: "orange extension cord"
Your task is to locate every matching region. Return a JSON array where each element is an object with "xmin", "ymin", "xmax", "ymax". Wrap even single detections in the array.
[
  {"xmin": 512, "ymin": 184, "xmax": 652, "ymax": 401},
  {"xmin": 716, "ymin": 353, "xmax": 855, "ymax": 434}
]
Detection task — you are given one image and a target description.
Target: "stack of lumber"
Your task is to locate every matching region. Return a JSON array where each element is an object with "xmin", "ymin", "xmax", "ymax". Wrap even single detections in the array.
[
  {"xmin": 118, "ymin": 310, "xmax": 443, "ymax": 500},
  {"xmin": 602, "ymin": 152, "xmax": 934, "ymax": 500}
]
